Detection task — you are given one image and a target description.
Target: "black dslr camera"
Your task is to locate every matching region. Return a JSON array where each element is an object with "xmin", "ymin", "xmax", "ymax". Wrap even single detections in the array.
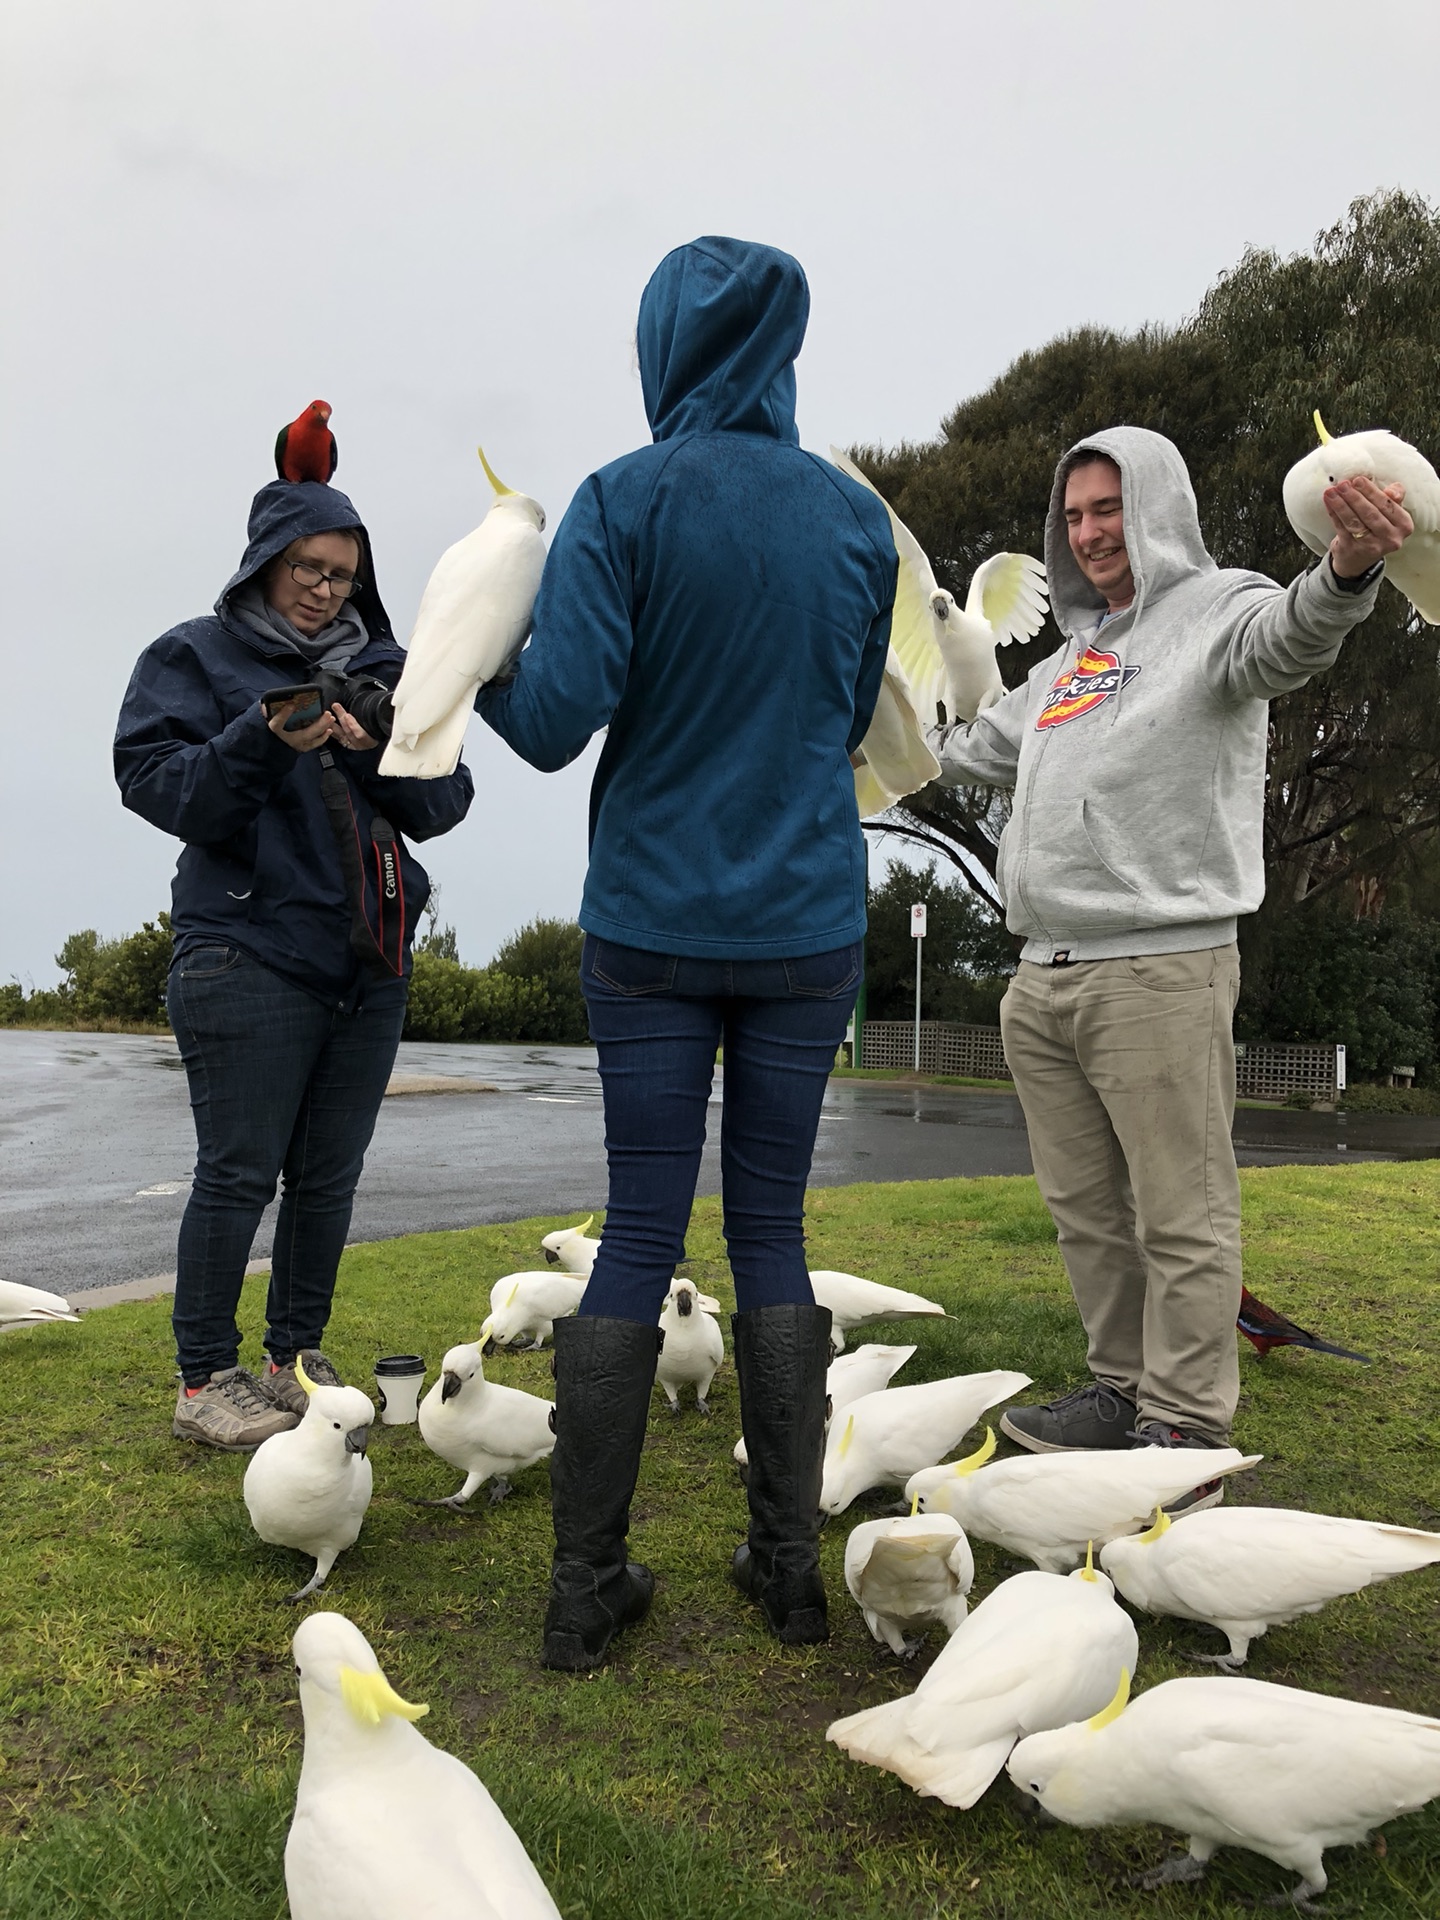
[{"xmin": 261, "ymin": 670, "xmax": 395, "ymax": 743}]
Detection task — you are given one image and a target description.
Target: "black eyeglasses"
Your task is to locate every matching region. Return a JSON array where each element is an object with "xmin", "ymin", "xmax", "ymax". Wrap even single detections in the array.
[{"xmin": 287, "ymin": 560, "xmax": 361, "ymax": 597}]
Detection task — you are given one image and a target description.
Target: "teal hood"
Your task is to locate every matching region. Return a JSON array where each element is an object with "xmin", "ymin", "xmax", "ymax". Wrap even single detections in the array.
[{"xmin": 637, "ymin": 237, "xmax": 807, "ymax": 443}]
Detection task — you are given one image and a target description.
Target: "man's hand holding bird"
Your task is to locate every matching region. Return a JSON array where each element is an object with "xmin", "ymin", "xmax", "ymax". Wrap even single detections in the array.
[{"xmin": 1323, "ymin": 473, "xmax": 1413, "ymax": 579}]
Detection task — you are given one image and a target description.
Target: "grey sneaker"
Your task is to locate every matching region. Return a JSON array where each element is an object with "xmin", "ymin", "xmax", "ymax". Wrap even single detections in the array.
[
  {"xmin": 172, "ymin": 1367, "xmax": 299, "ymax": 1450},
  {"xmin": 1129, "ymin": 1419, "xmax": 1230, "ymax": 1514},
  {"xmin": 1000, "ymin": 1383, "xmax": 1138, "ymax": 1454},
  {"xmin": 265, "ymin": 1348, "xmax": 343, "ymax": 1416}
]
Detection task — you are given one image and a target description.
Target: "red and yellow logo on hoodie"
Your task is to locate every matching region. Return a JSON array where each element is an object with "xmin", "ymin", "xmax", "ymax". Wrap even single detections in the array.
[{"xmin": 1036, "ymin": 645, "xmax": 1140, "ymax": 729}]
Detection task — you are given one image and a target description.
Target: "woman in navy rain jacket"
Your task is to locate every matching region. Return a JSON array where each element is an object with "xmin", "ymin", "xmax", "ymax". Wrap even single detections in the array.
[
  {"xmin": 115, "ymin": 475, "xmax": 472, "ymax": 1449},
  {"xmin": 483, "ymin": 237, "xmax": 896, "ymax": 1668}
]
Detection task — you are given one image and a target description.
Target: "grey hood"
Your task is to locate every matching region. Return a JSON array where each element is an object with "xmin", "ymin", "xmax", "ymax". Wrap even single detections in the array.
[{"xmin": 1044, "ymin": 426, "xmax": 1216, "ymax": 638}]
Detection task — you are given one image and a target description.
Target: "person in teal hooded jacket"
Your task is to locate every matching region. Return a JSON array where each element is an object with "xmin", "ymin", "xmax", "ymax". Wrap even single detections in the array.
[{"xmin": 482, "ymin": 237, "xmax": 896, "ymax": 1670}]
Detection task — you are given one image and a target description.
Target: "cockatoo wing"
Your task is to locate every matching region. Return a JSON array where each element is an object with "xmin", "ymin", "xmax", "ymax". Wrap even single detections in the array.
[
  {"xmin": 829, "ymin": 447, "xmax": 950, "ymax": 779},
  {"xmin": 852, "ymin": 654, "xmax": 941, "ymax": 817},
  {"xmin": 0, "ymin": 1279, "xmax": 80, "ymax": 1324},
  {"xmin": 377, "ymin": 695, "xmax": 475, "ymax": 781},
  {"xmin": 1141, "ymin": 1509, "xmax": 1440, "ymax": 1622},
  {"xmin": 964, "ymin": 552, "xmax": 1050, "ymax": 646}
]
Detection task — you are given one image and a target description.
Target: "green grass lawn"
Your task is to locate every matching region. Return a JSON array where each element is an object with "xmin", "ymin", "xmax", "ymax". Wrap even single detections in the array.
[{"xmin": 2, "ymin": 1165, "xmax": 1439, "ymax": 1918}]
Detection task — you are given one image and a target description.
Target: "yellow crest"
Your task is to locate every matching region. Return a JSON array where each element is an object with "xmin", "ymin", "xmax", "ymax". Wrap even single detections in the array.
[
  {"xmin": 909, "ymin": 1489, "xmax": 921, "ymax": 1517},
  {"xmin": 339, "ymin": 1665, "xmax": 429, "ymax": 1728},
  {"xmin": 478, "ymin": 445, "xmax": 515, "ymax": 497},
  {"xmin": 294, "ymin": 1353, "xmax": 317, "ymax": 1398},
  {"xmin": 479, "ymin": 1316, "xmax": 494, "ymax": 1343},
  {"xmin": 575, "ymin": 1215, "xmax": 594, "ymax": 1236},
  {"xmin": 1136, "ymin": 1504, "xmax": 1171, "ymax": 1543},
  {"xmin": 505, "ymin": 1282, "xmax": 520, "ymax": 1307},
  {"xmin": 1313, "ymin": 409, "xmax": 1334, "ymax": 446},
  {"xmin": 1077, "ymin": 1539, "xmax": 1099, "ymax": 1583},
  {"xmin": 1087, "ymin": 1667, "xmax": 1130, "ymax": 1731},
  {"xmin": 837, "ymin": 1414, "xmax": 855, "ymax": 1459},
  {"xmin": 951, "ymin": 1427, "xmax": 997, "ymax": 1476}
]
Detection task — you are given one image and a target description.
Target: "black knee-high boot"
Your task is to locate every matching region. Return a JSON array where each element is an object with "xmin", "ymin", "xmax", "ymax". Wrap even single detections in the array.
[
  {"xmin": 541, "ymin": 1314, "xmax": 659, "ymax": 1672},
  {"xmin": 730, "ymin": 1302, "xmax": 831, "ymax": 1645}
]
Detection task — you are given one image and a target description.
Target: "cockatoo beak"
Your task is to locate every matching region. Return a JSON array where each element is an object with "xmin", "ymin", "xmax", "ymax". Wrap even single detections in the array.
[
  {"xmin": 344, "ymin": 1425, "xmax": 369, "ymax": 1456},
  {"xmin": 477, "ymin": 446, "xmax": 515, "ymax": 497},
  {"xmin": 339, "ymin": 1665, "xmax": 430, "ymax": 1727},
  {"xmin": 677, "ymin": 1291, "xmax": 693, "ymax": 1317},
  {"xmin": 544, "ymin": 1249, "xmax": 559, "ymax": 1264},
  {"xmin": 295, "ymin": 1354, "xmax": 317, "ymax": 1397},
  {"xmin": 1313, "ymin": 409, "xmax": 1333, "ymax": 445},
  {"xmin": 441, "ymin": 1371, "xmax": 463, "ymax": 1403}
]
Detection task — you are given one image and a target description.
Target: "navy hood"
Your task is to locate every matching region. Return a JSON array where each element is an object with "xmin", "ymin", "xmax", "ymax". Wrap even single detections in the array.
[
  {"xmin": 216, "ymin": 479, "xmax": 395, "ymax": 642},
  {"xmin": 637, "ymin": 237, "xmax": 807, "ymax": 444}
]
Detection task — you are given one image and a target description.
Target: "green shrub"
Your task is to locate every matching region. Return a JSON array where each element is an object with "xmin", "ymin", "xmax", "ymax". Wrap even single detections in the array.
[
  {"xmin": 1341, "ymin": 1082, "xmax": 1440, "ymax": 1116},
  {"xmin": 492, "ymin": 916, "xmax": 587, "ymax": 1043},
  {"xmin": 0, "ymin": 982, "xmax": 24, "ymax": 1026},
  {"xmin": 402, "ymin": 953, "xmax": 556, "ymax": 1044}
]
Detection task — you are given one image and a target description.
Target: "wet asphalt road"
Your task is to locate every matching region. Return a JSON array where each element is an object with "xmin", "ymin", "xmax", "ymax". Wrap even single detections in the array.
[{"xmin": 3, "ymin": 1029, "xmax": 1436, "ymax": 1295}]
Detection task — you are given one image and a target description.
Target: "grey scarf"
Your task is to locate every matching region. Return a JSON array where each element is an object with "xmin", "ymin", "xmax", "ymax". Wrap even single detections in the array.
[{"xmin": 232, "ymin": 580, "xmax": 369, "ymax": 672}]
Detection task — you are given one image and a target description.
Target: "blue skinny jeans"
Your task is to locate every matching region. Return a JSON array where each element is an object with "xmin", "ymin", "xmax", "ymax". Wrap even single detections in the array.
[
  {"xmin": 167, "ymin": 946, "xmax": 406, "ymax": 1382},
  {"xmin": 577, "ymin": 936, "xmax": 861, "ymax": 1325}
]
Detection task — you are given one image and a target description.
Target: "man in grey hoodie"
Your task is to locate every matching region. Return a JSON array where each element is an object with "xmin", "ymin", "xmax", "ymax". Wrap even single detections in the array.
[{"xmin": 931, "ymin": 427, "xmax": 1411, "ymax": 1466}]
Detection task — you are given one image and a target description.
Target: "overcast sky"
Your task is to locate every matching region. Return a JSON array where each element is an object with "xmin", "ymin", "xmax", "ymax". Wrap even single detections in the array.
[{"xmin": 4, "ymin": 0, "xmax": 1439, "ymax": 986}]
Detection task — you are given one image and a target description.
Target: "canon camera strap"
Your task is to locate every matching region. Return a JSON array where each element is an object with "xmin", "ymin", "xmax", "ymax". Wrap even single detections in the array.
[{"xmin": 316, "ymin": 748, "xmax": 406, "ymax": 981}]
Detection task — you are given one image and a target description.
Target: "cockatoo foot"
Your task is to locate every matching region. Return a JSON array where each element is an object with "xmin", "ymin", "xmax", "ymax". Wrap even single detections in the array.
[
  {"xmin": 1194, "ymin": 1650, "xmax": 1247, "ymax": 1672},
  {"xmin": 486, "ymin": 1478, "xmax": 513, "ymax": 1505},
  {"xmin": 418, "ymin": 1492, "xmax": 474, "ymax": 1511},
  {"xmin": 1128, "ymin": 1852, "xmax": 1208, "ymax": 1890},
  {"xmin": 284, "ymin": 1571, "xmax": 328, "ymax": 1604},
  {"xmin": 696, "ymin": 1396, "xmax": 712, "ymax": 1418},
  {"xmin": 1264, "ymin": 1890, "xmax": 1331, "ymax": 1916}
]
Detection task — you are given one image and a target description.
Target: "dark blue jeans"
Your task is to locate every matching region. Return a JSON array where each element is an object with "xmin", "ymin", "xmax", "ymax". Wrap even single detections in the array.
[
  {"xmin": 167, "ymin": 947, "xmax": 406, "ymax": 1382},
  {"xmin": 578, "ymin": 936, "xmax": 861, "ymax": 1325}
]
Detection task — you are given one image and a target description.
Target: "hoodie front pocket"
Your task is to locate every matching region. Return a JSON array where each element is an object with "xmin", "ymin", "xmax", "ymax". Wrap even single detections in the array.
[{"xmin": 1018, "ymin": 797, "xmax": 1141, "ymax": 937}]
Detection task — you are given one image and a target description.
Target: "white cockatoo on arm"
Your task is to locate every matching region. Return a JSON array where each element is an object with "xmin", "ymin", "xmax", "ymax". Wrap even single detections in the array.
[
  {"xmin": 1101, "ymin": 1503, "xmax": 1440, "ymax": 1667},
  {"xmin": 1008, "ymin": 1671, "xmax": 1440, "ymax": 1909},
  {"xmin": 1283, "ymin": 411, "xmax": 1440, "ymax": 624},
  {"xmin": 828, "ymin": 1560, "xmax": 1137, "ymax": 1808},
  {"xmin": 379, "ymin": 448, "xmax": 547, "ymax": 779},
  {"xmin": 807, "ymin": 1270, "xmax": 946, "ymax": 1352},
  {"xmin": 0, "ymin": 1280, "xmax": 80, "ymax": 1329},
  {"xmin": 906, "ymin": 1430, "xmax": 1262, "ymax": 1574},
  {"xmin": 844, "ymin": 1506, "xmax": 975, "ymax": 1655},
  {"xmin": 820, "ymin": 1370, "xmax": 1032, "ymax": 1515},
  {"xmin": 733, "ymin": 1340, "xmax": 915, "ymax": 1471},
  {"xmin": 286, "ymin": 1612, "xmax": 563, "ymax": 1920},
  {"xmin": 416, "ymin": 1340, "xmax": 555, "ymax": 1510},
  {"xmin": 828, "ymin": 448, "xmax": 1049, "ymax": 817}
]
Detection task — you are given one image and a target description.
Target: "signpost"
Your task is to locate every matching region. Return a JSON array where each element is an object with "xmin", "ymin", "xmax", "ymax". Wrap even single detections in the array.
[{"xmin": 911, "ymin": 903, "xmax": 927, "ymax": 1071}]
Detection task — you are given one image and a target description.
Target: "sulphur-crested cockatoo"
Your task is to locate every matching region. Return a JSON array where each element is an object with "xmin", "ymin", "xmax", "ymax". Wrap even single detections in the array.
[
  {"xmin": 417, "ymin": 1340, "xmax": 554, "ymax": 1510},
  {"xmin": 483, "ymin": 1271, "xmax": 586, "ymax": 1350},
  {"xmin": 828, "ymin": 447, "xmax": 1049, "ymax": 816},
  {"xmin": 242, "ymin": 1361, "xmax": 374, "ymax": 1600},
  {"xmin": 734, "ymin": 1340, "xmax": 915, "ymax": 1471},
  {"xmin": 0, "ymin": 1280, "xmax": 80, "ymax": 1329},
  {"xmin": 1101, "ymin": 1503, "xmax": 1440, "ymax": 1667},
  {"xmin": 379, "ymin": 448, "xmax": 547, "ymax": 780},
  {"xmin": 1008, "ymin": 1671, "xmax": 1440, "ymax": 1907},
  {"xmin": 907, "ymin": 1430, "xmax": 1261, "ymax": 1574},
  {"xmin": 829, "ymin": 1560, "xmax": 1137, "ymax": 1808},
  {"xmin": 1282, "ymin": 410, "xmax": 1440, "ymax": 625},
  {"xmin": 656, "ymin": 1278, "xmax": 725, "ymax": 1415},
  {"xmin": 820, "ymin": 1370, "xmax": 1032, "ymax": 1515},
  {"xmin": 540, "ymin": 1216, "xmax": 598, "ymax": 1276},
  {"xmin": 286, "ymin": 1611, "xmax": 563, "ymax": 1920},
  {"xmin": 844, "ymin": 1507, "xmax": 975, "ymax": 1655},
  {"xmin": 807, "ymin": 1271, "xmax": 946, "ymax": 1353}
]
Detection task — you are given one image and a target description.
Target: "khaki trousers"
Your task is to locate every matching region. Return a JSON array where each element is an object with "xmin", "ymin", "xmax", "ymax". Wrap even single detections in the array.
[{"xmin": 999, "ymin": 945, "xmax": 1242, "ymax": 1439}]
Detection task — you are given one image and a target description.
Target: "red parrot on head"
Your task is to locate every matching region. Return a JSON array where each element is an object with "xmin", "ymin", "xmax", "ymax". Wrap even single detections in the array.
[{"xmin": 274, "ymin": 400, "xmax": 338, "ymax": 483}]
